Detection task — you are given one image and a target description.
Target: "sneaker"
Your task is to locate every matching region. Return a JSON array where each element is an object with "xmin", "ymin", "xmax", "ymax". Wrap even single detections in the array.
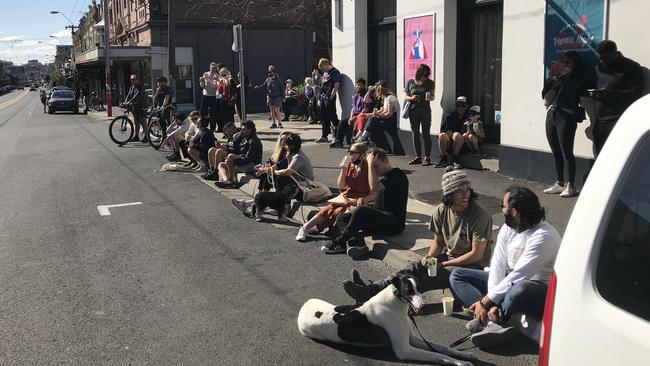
[
  {"xmin": 343, "ymin": 280, "xmax": 381, "ymax": 303},
  {"xmin": 308, "ymin": 120, "xmax": 319, "ymax": 125},
  {"xmin": 543, "ymin": 182, "xmax": 565, "ymax": 194},
  {"xmin": 408, "ymin": 157, "xmax": 422, "ymax": 165},
  {"xmin": 560, "ymin": 185, "xmax": 578, "ymax": 198},
  {"xmin": 347, "ymin": 245, "xmax": 370, "ymax": 259},
  {"xmin": 321, "ymin": 240, "xmax": 346, "ymax": 254},
  {"xmin": 315, "ymin": 137, "xmax": 329, "ymax": 143},
  {"xmin": 329, "ymin": 141, "xmax": 343, "ymax": 148},
  {"xmin": 278, "ymin": 123, "xmax": 284, "ymax": 129},
  {"xmin": 296, "ymin": 226, "xmax": 309, "ymax": 241},
  {"xmin": 270, "ymin": 123, "xmax": 278, "ymax": 129},
  {"xmin": 306, "ymin": 117, "xmax": 313, "ymax": 123},
  {"xmin": 351, "ymin": 269, "xmax": 365, "ymax": 286},
  {"xmin": 130, "ymin": 136, "xmax": 140, "ymax": 142},
  {"xmin": 202, "ymin": 171, "xmax": 219, "ymax": 181},
  {"xmin": 465, "ymin": 318, "xmax": 485, "ymax": 334},
  {"xmin": 422, "ymin": 157, "xmax": 432, "ymax": 166},
  {"xmin": 471, "ymin": 321, "xmax": 519, "ymax": 349},
  {"xmin": 166, "ymin": 152, "xmax": 181, "ymax": 161},
  {"xmin": 434, "ymin": 155, "xmax": 449, "ymax": 168}
]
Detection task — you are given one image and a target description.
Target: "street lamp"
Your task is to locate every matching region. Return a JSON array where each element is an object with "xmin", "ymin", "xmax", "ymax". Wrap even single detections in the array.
[{"xmin": 50, "ymin": 10, "xmax": 78, "ymax": 98}]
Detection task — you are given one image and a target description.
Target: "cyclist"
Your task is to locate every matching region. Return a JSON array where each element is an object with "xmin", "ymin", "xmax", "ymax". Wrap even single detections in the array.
[
  {"xmin": 153, "ymin": 76, "xmax": 172, "ymax": 119},
  {"xmin": 124, "ymin": 74, "xmax": 149, "ymax": 143}
]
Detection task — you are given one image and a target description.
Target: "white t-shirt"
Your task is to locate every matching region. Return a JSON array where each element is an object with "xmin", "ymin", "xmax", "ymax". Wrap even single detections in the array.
[
  {"xmin": 487, "ymin": 221, "xmax": 561, "ymax": 304},
  {"xmin": 383, "ymin": 94, "xmax": 397, "ymax": 111},
  {"xmin": 201, "ymin": 72, "xmax": 219, "ymax": 97}
]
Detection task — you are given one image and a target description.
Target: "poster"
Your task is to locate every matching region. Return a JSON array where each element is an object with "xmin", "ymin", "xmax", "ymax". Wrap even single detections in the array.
[
  {"xmin": 403, "ymin": 15, "xmax": 435, "ymax": 87},
  {"xmin": 544, "ymin": 0, "xmax": 606, "ymax": 80}
]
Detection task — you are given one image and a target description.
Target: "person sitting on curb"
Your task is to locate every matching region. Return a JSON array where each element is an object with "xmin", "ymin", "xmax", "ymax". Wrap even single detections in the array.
[
  {"xmin": 360, "ymin": 81, "xmax": 406, "ymax": 155},
  {"xmin": 329, "ymin": 78, "xmax": 367, "ymax": 148},
  {"xmin": 254, "ymin": 133, "xmax": 314, "ymax": 222},
  {"xmin": 187, "ymin": 117, "xmax": 214, "ymax": 172},
  {"xmin": 256, "ymin": 131, "xmax": 291, "ymax": 192},
  {"xmin": 215, "ymin": 120, "xmax": 263, "ymax": 189},
  {"xmin": 449, "ymin": 186, "xmax": 561, "ymax": 348},
  {"xmin": 322, "ymin": 148, "xmax": 408, "ymax": 258},
  {"xmin": 296, "ymin": 143, "xmax": 372, "ymax": 242},
  {"xmin": 462, "ymin": 105, "xmax": 486, "ymax": 157},
  {"xmin": 343, "ymin": 169, "xmax": 493, "ymax": 303},
  {"xmin": 202, "ymin": 122, "xmax": 240, "ymax": 180},
  {"xmin": 436, "ymin": 96, "xmax": 468, "ymax": 169},
  {"xmin": 166, "ymin": 111, "xmax": 199, "ymax": 162}
]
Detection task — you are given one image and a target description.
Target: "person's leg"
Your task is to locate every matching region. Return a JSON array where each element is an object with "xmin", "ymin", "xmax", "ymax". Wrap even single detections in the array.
[
  {"xmin": 207, "ymin": 148, "xmax": 217, "ymax": 169},
  {"xmin": 500, "ymin": 280, "xmax": 548, "ymax": 320},
  {"xmin": 556, "ymin": 112, "xmax": 578, "ymax": 185},
  {"xmin": 320, "ymin": 102, "xmax": 333, "ymax": 139},
  {"xmin": 546, "ymin": 110, "xmax": 565, "ymax": 183},
  {"xmin": 188, "ymin": 148, "xmax": 201, "ymax": 164},
  {"xmin": 336, "ymin": 205, "xmax": 398, "ymax": 243},
  {"xmin": 386, "ymin": 115, "xmax": 405, "ymax": 155},
  {"xmin": 438, "ymin": 132, "xmax": 451, "ymax": 155},
  {"xmin": 449, "ymin": 267, "xmax": 490, "ymax": 307},
  {"xmin": 469, "ymin": 135, "xmax": 480, "ymax": 151},
  {"xmin": 217, "ymin": 162, "xmax": 229, "ymax": 181},
  {"xmin": 366, "ymin": 118, "xmax": 392, "ymax": 151},
  {"xmin": 226, "ymin": 156, "xmax": 237, "ymax": 182},
  {"xmin": 409, "ymin": 111, "xmax": 423, "ymax": 159},
  {"xmin": 139, "ymin": 112, "xmax": 149, "ymax": 139},
  {"xmin": 451, "ymin": 132, "xmax": 464, "ymax": 156},
  {"xmin": 333, "ymin": 117, "xmax": 349, "ymax": 144},
  {"xmin": 421, "ymin": 113, "xmax": 432, "ymax": 161}
]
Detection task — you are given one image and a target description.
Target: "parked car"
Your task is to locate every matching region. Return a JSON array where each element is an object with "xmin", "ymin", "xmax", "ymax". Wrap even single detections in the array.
[
  {"xmin": 48, "ymin": 90, "xmax": 78, "ymax": 114},
  {"xmin": 539, "ymin": 94, "xmax": 650, "ymax": 365}
]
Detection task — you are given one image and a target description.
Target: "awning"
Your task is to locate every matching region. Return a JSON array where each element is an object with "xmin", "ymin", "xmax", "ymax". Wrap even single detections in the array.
[{"xmin": 75, "ymin": 46, "xmax": 150, "ymax": 65}]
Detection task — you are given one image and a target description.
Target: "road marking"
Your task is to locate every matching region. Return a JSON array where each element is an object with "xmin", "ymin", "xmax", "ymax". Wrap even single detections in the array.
[
  {"xmin": 28, "ymin": 112, "xmax": 32, "ymax": 116},
  {"xmin": 97, "ymin": 202, "xmax": 142, "ymax": 216}
]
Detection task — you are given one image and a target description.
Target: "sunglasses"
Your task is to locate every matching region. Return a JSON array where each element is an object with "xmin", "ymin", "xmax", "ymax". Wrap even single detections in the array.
[
  {"xmin": 348, "ymin": 150, "xmax": 361, "ymax": 154},
  {"xmin": 456, "ymin": 103, "xmax": 468, "ymax": 107}
]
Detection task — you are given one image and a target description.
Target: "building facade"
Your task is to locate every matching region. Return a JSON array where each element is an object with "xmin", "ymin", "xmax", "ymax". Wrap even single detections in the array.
[{"xmin": 331, "ymin": 0, "xmax": 650, "ymax": 184}]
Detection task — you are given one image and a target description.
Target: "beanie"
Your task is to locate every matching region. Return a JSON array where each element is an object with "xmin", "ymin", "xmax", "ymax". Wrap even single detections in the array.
[{"xmin": 441, "ymin": 169, "xmax": 470, "ymax": 196}]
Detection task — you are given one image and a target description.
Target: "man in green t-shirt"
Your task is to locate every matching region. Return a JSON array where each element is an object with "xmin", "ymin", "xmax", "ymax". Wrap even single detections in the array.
[{"xmin": 343, "ymin": 168, "xmax": 493, "ymax": 303}]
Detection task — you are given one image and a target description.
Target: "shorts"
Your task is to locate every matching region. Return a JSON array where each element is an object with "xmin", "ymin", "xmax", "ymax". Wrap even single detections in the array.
[
  {"xmin": 234, "ymin": 162, "xmax": 256, "ymax": 175},
  {"xmin": 268, "ymin": 96, "xmax": 282, "ymax": 107}
]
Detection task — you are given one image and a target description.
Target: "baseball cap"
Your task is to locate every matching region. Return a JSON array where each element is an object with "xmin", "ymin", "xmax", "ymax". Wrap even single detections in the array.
[
  {"xmin": 469, "ymin": 105, "xmax": 481, "ymax": 114},
  {"xmin": 268, "ymin": 65, "xmax": 276, "ymax": 72},
  {"xmin": 456, "ymin": 96, "xmax": 467, "ymax": 104}
]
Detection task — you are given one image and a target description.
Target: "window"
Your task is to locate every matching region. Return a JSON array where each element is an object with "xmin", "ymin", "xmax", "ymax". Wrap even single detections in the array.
[
  {"xmin": 596, "ymin": 135, "xmax": 650, "ymax": 321},
  {"xmin": 335, "ymin": 0, "xmax": 343, "ymax": 31}
]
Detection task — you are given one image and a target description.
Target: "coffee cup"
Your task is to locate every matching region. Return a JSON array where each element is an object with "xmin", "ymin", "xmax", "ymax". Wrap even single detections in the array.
[
  {"xmin": 442, "ymin": 296, "xmax": 454, "ymax": 316},
  {"xmin": 426, "ymin": 257, "xmax": 437, "ymax": 277}
]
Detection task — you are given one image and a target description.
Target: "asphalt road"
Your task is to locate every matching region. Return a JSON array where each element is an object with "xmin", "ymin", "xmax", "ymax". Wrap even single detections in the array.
[{"xmin": 0, "ymin": 93, "xmax": 536, "ymax": 365}]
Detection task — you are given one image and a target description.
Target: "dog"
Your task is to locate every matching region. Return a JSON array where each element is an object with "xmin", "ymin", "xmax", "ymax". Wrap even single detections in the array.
[{"xmin": 297, "ymin": 274, "xmax": 476, "ymax": 366}]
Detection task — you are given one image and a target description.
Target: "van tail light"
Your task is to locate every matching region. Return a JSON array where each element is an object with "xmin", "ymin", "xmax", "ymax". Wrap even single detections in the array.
[{"xmin": 538, "ymin": 271, "xmax": 557, "ymax": 366}]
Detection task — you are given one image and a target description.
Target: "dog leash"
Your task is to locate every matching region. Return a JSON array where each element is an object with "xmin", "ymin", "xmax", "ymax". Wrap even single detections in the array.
[{"xmin": 408, "ymin": 313, "xmax": 439, "ymax": 353}]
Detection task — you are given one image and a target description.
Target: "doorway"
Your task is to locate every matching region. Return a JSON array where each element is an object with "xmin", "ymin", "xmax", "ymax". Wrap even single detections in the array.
[{"xmin": 368, "ymin": 0, "xmax": 396, "ymax": 90}]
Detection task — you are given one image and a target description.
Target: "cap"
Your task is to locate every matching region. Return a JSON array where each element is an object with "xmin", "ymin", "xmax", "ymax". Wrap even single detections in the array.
[
  {"xmin": 456, "ymin": 96, "xmax": 467, "ymax": 104},
  {"xmin": 441, "ymin": 168, "xmax": 471, "ymax": 196},
  {"xmin": 210, "ymin": 62, "xmax": 218, "ymax": 68},
  {"xmin": 268, "ymin": 65, "xmax": 276, "ymax": 72},
  {"xmin": 469, "ymin": 105, "xmax": 481, "ymax": 114}
]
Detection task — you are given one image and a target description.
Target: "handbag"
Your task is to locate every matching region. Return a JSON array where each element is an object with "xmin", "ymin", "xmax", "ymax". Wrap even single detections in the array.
[
  {"xmin": 291, "ymin": 172, "xmax": 332, "ymax": 203},
  {"xmin": 401, "ymin": 100, "xmax": 411, "ymax": 119}
]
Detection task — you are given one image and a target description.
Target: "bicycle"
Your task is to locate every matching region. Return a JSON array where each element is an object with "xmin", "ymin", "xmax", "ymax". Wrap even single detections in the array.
[
  {"xmin": 89, "ymin": 93, "xmax": 106, "ymax": 111},
  {"xmin": 108, "ymin": 104, "xmax": 146, "ymax": 145},
  {"xmin": 146, "ymin": 104, "xmax": 177, "ymax": 150}
]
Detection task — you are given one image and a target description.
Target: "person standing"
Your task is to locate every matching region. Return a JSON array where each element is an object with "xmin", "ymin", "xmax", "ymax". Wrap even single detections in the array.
[
  {"xmin": 199, "ymin": 62, "xmax": 221, "ymax": 132},
  {"xmin": 405, "ymin": 64, "xmax": 436, "ymax": 165},
  {"xmin": 254, "ymin": 65, "xmax": 284, "ymax": 129},
  {"xmin": 39, "ymin": 89, "xmax": 47, "ymax": 113},
  {"xmin": 542, "ymin": 51, "xmax": 587, "ymax": 198},
  {"xmin": 591, "ymin": 40, "xmax": 644, "ymax": 157},
  {"xmin": 315, "ymin": 58, "xmax": 341, "ymax": 143},
  {"xmin": 81, "ymin": 84, "xmax": 91, "ymax": 113},
  {"xmin": 217, "ymin": 67, "xmax": 235, "ymax": 131},
  {"xmin": 124, "ymin": 74, "xmax": 148, "ymax": 143}
]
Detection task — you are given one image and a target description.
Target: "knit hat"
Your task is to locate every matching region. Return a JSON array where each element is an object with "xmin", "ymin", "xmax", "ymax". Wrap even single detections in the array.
[{"xmin": 441, "ymin": 169, "xmax": 470, "ymax": 196}]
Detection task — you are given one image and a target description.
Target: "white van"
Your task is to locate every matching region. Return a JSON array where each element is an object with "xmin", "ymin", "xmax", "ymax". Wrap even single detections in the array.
[{"xmin": 539, "ymin": 94, "xmax": 650, "ymax": 365}]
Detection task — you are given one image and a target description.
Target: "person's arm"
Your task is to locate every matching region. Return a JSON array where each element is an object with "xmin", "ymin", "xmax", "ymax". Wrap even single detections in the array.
[
  {"xmin": 365, "ymin": 154, "xmax": 384, "ymax": 192},
  {"xmin": 474, "ymin": 122, "xmax": 486, "ymax": 139},
  {"xmin": 336, "ymin": 165, "xmax": 348, "ymax": 190},
  {"xmin": 330, "ymin": 81, "xmax": 340, "ymax": 101},
  {"xmin": 420, "ymin": 234, "xmax": 446, "ymax": 266},
  {"xmin": 404, "ymin": 80, "xmax": 419, "ymax": 102},
  {"xmin": 363, "ymin": 88, "xmax": 374, "ymax": 104},
  {"xmin": 375, "ymin": 97, "xmax": 395, "ymax": 117}
]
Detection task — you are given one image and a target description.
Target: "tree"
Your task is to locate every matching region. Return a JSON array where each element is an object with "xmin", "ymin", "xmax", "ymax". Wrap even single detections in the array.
[{"xmin": 49, "ymin": 70, "xmax": 65, "ymax": 86}]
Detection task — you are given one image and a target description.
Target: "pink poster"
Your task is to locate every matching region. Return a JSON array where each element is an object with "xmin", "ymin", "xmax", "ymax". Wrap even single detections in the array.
[{"xmin": 403, "ymin": 15, "xmax": 435, "ymax": 87}]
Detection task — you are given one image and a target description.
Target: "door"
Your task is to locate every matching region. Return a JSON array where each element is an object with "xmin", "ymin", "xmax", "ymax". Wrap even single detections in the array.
[{"xmin": 368, "ymin": 0, "xmax": 396, "ymax": 90}]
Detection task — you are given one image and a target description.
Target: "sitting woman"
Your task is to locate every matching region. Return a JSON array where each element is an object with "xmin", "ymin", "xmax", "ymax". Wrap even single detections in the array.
[
  {"xmin": 360, "ymin": 81, "xmax": 405, "ymax": 155},
  {"xmin": 295, "ymin": 143, "xmax": 372, "ymax": 241},
  {"xmin": 256, "ymin": 131, "xmax": 291, "ymax": 192},
  {"xmin": 282, "ymin": 79, "xmax": 298, "ymax": 121},
  {"xmin": 462, "ymin": 105, "xmax": 486, "ymax": 156},
  {"xmin": 254, "ymin": 133, "xmax": 313, "ymax": 222},
  {"xmin": 187, "ymin": 117, "xmax": 214, "ymax": 172},
  {"xmin": 352, "ymin": 86, "xmax": 381, "ymax": 142}
]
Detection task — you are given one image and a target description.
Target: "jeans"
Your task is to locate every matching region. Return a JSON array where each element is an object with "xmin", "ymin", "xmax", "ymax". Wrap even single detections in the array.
[
  {"xmin": 200, "ymin": 95, "xmax": 218, "ymax": 131},
  {"xmin": 409, "ymin": 107, "xmax": 432, "ymax": 158},
  {"xmin": 592, "ymin": 118, "xmax": 618, "ymax": 157},
  {"xmin": 335, "ymin": 205, "xmax": 404, "ymax": 245},
  {"xmin": 365, "ymin": 114, "xmax": 405, "ymax": 154},
  {"xmin": 449, "ymin": 267, "xmax": 549, "ymax": 319},
  {"xmin": 546, "ymin": 108, "xmax": 577, "ymax": 182},
  {"xmin": 320, "ymin": 99, "xmax": 339, "ymax": 138},
  {"xmin": 335, "ymin": 117, "xmax": 354, "ymax": 145}
]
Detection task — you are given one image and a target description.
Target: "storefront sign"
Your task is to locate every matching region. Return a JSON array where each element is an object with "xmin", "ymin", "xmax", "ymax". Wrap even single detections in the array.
[
  {"xmin": 403, "ymin": 14, "xmax": 435, "ymax": 87},
  {"xmin": 544, "ymin": 0, "xmax": 606, "ymax": 79}
]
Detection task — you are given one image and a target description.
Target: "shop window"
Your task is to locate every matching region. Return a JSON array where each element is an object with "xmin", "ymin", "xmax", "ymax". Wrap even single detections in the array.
[{"xmin": 175, "ymin": 64, "xmax": 194, "ymax": 104}]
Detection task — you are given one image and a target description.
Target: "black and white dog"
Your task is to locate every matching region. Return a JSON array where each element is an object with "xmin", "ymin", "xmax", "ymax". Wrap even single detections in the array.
[{"xmin": 297, "ymin": 274, "xmax": 476, "ymax": 366}]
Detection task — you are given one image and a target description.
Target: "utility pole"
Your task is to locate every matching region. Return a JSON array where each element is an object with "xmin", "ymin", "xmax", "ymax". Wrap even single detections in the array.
[
  {"xmin": 103, "ymin": 0, "xmax": 112, "ymax": 116},
  {"xmin": 233, "ymin": 24, "xmax": 246, "ymax": 123},
  {"xmin": 168, "ymin": 0, "xmax": 176, "ymax": 101}
]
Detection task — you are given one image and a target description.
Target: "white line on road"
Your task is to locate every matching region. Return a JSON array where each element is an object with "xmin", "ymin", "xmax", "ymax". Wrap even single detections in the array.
[
  {"xmin": 28, "ymin": 112, "xmax": 32, "ymax": 116},
  {"xmin": 97, "ymin": 202, "xmax": 143, "ymax": 216}
]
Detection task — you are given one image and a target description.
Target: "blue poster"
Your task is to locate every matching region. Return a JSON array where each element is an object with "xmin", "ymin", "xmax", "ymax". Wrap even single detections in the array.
[{"xmin": 544, "ymin": 0, "xmax": 606, "ymax": 80}]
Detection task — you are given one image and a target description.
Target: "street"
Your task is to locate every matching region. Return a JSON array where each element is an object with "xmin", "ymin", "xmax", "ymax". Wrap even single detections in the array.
[{"xmin": 0, "ymin": 92, "xmax": 541, "ymax": 365}]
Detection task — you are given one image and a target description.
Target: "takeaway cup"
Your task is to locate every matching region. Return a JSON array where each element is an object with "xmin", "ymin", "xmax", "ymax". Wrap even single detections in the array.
[
  {"xmin": 442, "ymin": 297, "xmax": 454, "ymax": 316},
  {"xmin": 426, "ymin": 257, "xmax": 437, "ymax": 277}
]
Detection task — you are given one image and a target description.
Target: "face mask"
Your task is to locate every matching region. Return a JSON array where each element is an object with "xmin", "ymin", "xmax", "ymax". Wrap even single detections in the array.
[{"xmin": 504, "ymin": 210, "xmax": 518, "ymax": 229}]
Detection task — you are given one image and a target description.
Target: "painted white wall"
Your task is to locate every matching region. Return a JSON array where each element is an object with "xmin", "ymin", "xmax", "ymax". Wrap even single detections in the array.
[{"xmin": 396, "ymin": 1, "xmax": 454, "ymax": 131}]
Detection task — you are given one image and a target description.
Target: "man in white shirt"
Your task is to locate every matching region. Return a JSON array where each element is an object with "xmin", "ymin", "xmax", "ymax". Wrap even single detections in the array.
[{"xmin": 449, "ymin": 186, "xmax": 561, "ymax": 348}]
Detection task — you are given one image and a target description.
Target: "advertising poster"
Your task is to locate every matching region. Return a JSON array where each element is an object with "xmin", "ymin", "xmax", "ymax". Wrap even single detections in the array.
[
  {"xmin": 403, "ymin": 15, "xmax": 435, "ymax": 87},
  {"xmin": 544, "ymin": 0, "xmax": 606, "ymax": 79}
]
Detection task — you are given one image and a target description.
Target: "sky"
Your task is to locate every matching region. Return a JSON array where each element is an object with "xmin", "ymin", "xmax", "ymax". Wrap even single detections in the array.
[{"xmin": 0, "ymin": 0, "xmax": 92, "ymax": 65}]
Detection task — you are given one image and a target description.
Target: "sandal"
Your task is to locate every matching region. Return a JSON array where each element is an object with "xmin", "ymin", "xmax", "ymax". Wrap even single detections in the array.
[
  {"xmin": 408, "ymin": 157, "xmax": 422, "ymax": 165},
  {"xmin": 422, "ymin": 157, "xmax": 431, "ymax": 166}
]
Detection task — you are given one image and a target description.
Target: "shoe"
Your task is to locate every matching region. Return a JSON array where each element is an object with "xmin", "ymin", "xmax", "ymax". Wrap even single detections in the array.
[
  {"xmin": 544, "ymin": 182, "xmax": 566, "ymax": 194},
  {"xmin": 193, "ymin": 164, "xmax": 207, "ymax": 173},
  {"xmin": 166, "ymin": 153, "xmax": 182, "ymax": 162},
  {"xmin": 347, "ymin": 245, "xmax": 370, "ymax": 259},
  {"xmin": 306, "ymin": 117, "xmax": 313, "ymax": 123},
  {"xmin": 560, "ymin": 185, "xmax": 578, "ymax": 198},
  {"xmin": 130, "ymin": 136, "xmax": 140, "ymax": 142},
  {"xmin": 308, "ymin": 120, "xmax": 319, "ymax": 125},
  {"xmin": 351, "ymin": 269, "xmax": 365, "ymax": 286},
  {"xmin": 329, "ymin": 141, "xmax": 343, "ymax": 149},
  {"xmin": 471, "ymin": 321, "xmax": 519, "ymax": 349},
  {"xmin": 214, "ymin": 180, "xmax": 234, "ymax": 189},
  {"xmin": 141, "ymin": 137, "xmax": 149, "ymax": 143},
  {"xmin": 321, "ymin": 240, "xmax": 346, "ymax": 254},
  {"xmin": 343, "ymin": 280, "xmax": 380, "ymax": 303},
  {"xmin": 202, "ymin": 171, "xmax": 219, "ymax": 181},
  {"xmin": 188, "ymin": 161, "xmax": 198, "ymax": 169},
  {"xmin": 278, "ymin": 123, "xmax": 284, "ymax": 129},
  {"xmin": 315, "ymin": 137, "xmax": 329, "ymax": 143},
  {"xmin": 422, "ymin": 157, "xmax": 431, "ymax": 166},
  {"xmin": 296, "ymin": 226, "xmax": 309, "ymax": 241},
  {"xmin": 434, "ymin": 155, "xmax": 449, "ymax": 168},
  {"xmin": 453, "ymin": 162, "xmax": 462, "ymax": 169},
  {"xmin": 408, "ymin": 157, "xmax": 422, "ymax": 165},
  {"xmin": 270, "ymin": 123, "xmax": 278, "ymax": 129},
  {"xmin": 465, "ymin": 319, "xmax": 485, "ymax": 334},
  {"xmin": 200, "ymin": 169, "xmax": 212, "ymax": 178}
]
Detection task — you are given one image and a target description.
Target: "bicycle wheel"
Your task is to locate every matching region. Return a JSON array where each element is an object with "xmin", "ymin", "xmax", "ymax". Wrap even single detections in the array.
[
  {"xmin": 147, "ymin": 117, "xmax": 165, "ymax": 150},
  {"xmin": 109, "ymin": 116, "xmax": 134, "ymax": 145}
]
